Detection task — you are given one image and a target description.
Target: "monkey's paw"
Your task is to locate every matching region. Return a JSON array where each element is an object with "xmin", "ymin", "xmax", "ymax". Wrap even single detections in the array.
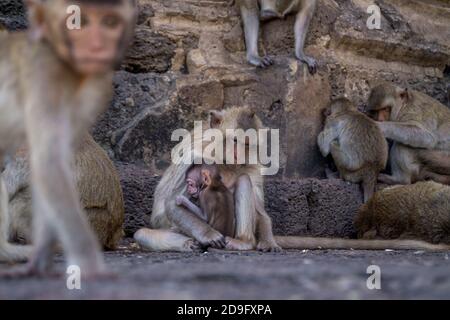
[
  {"xmin": 257, "ymin": 240, "xmax": 282, "ymax": 253},
  {"xmin": 183, "ymin": 239, "xmax": 201, "ymax": 252},
  {"xmin": 247, "ymin": 54, "xmax": 274, "ymax": 68},
  {"xmin": 198, "ymin": 229, "xmax": 226, "ymax": 249},
  {"xmin": 296, "ymin": 54, "xmax": 318, "ymax": 75}
]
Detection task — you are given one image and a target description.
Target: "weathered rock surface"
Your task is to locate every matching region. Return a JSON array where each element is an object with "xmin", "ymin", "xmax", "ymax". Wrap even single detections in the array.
[
  {"xmin": 0, "ymin": 0, "xmax": 27, "ymax": 31},
  {"xmin": 119, "ymin": 164, "xmax": 361, "ymax": 238},
  {"xmin": 91, "ymin": 0, "xmax": 450, "ymax": 178}
]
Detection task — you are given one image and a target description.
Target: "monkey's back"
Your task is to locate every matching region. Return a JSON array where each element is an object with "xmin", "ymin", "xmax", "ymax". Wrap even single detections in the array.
[
  {"xmin": 336, "ymin": 112, "xmax": 388, "ymax": 172},
  {"xmin": 75, "ymin": 134, "xmax": 125, "ymax": 249},
  {"xmin": 356, "ymin": 182, "xmax": 450, "ymax": 244}
]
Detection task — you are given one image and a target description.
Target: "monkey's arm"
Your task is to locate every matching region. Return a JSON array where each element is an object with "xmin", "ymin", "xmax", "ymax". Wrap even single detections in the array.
[
  {"xmin": 317, "ymin": 126, "xmax": 339, "ymax": 157},
  {"xmin": 175, "ymin": 195, "xmax": 207, "ymax": 221},
  {"xmin": 294, "ymin": 0, "xmax": 317, "ymax": 74},
  {"xmin": 167, "ymin": 199, "xmax": 226, "ymax": 248},
  {"xmin": 378, "ymin": 121, "xmax": 437, "ymax": 149}
]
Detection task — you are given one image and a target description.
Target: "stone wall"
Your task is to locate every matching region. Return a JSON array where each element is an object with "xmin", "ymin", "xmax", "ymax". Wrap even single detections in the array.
[{"xmin": 95, "ymin": 0, "xmax": 450, "ymax": 178}]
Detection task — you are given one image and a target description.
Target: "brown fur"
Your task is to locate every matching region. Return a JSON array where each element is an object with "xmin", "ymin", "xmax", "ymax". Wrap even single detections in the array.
[
  {"xmin": 6, "ymin": 134, "xmax": 124, "ymax": 250},
  {"xmin": 356, "ymin": 182, "xmax": 450, "ymax": 245},
  {"xmin": 178, "ymin": 165, "xmax": 235, "ymax": 238}
]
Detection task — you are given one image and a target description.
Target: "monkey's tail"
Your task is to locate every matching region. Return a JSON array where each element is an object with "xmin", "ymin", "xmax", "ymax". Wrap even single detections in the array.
[
  {"xmin": 0, "ymin": 242, "xmax": 32, "ymax": 262},
  {"xmin": 419, "ymin": 152, "xmax": 450, "ymax": 175},
  {"xmin": 274, "ymin": 236, "xmax": 450, "ymax": 251},
  {"xmin": 362, "ymin": 171, "xmax": 377, "ymax": 203}
]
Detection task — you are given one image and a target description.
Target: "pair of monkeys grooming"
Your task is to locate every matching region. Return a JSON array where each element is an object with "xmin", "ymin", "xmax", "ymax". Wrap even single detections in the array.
[{"xmin": 176, "ymin": 164, "xmax": 236, "ymax": 249}]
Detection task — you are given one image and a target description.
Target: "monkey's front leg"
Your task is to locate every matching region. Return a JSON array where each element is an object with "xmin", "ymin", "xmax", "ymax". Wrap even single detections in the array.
[
  {"xmin": 175, "ymin": 195, "xmax": 207, "ymax": 221},
  {"xmin": 317, "ymin": 126, "xmax": 338, "ymax": 158},
  {"xmin": 24, "ymin": 105, "xmax": 106, "ymax": 277},
  {"xmin": 239, "ymin": 0, "xmax": 274, "ymax": 68},
  {"xmin": 167, "ymin": 201, "xmax": 226, "ymax": 249},
  {"xmin": 294, "ymin": 0, "xmax": 318, "ymax": 74}
]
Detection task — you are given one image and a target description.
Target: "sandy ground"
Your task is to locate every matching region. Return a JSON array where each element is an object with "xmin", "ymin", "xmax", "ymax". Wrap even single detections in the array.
[{"xmin": 1, "ymin": 244, "xmax": 450, "ymax": 300}]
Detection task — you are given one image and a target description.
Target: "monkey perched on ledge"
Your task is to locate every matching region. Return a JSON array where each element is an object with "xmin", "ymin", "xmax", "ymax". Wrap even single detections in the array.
[
  {"xmin": 236, "ymin": 0, "xmax": 318, "ymax": 73},
  {"xmin": 3, "ymin": 134, "xmax": 125, "ymax": 250}
]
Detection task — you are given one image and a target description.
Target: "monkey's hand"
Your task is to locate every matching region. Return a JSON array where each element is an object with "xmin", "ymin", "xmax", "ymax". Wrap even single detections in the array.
[
  {"xmin": 296, "ymin": 54, "xmax": 317, "ymax": 75},
  {"xmin": 198, "ymin": 228, "xmax": 226, "ymax": 249},
  {"xmin": 317, "ymin": 131, "xmax": 330, "ymax": 157},
  {"xmin": 247, "ymin": 53, "xmax": 274, "ymax": 68},
  {"xmin": 183, "ymin": 239, "xmax": 202, "ymax": 252},
  {"xmin": 257, "ymin": 240, "xmax": 282, "ymax": 252}
]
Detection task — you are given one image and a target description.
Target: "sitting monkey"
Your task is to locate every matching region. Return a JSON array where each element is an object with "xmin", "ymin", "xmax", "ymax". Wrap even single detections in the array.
[
  {"xmin": 176, "ymin": 164, "xmax": 236, "ymax": 248},
  {"xmin": 2, "ymin": 134, "xmax": 125, "ymax": 250},
  {"xmin": 356, "ymin": 181, "xmax": 450, "ymax": 245},
  {"xmin": 318, "ymin": 98, "xmax": 388, "ymax": 202},
  {"xmin": 367, "ymin": 83, "xmax": 450, "ymax": 185},
  {"xmin": 237, "ymin": 0, "xmax": 318, "ymax": 73}
]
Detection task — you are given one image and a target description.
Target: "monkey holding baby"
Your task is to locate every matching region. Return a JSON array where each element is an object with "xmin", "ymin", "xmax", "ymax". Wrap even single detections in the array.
[
  {"xmin": 3, "ymin": 133, "xmax": 125, "ymax": 251},
  {"xmin": 134, "ymin": 107, "xmax": 449, "ymax": 252},
  {"xmin": 236, "ymin": 0, "xmax": 318, "ymax": 73},
  {"xmin": 0, "ymin": 0, "xmax": 136, "ymax": 277}
]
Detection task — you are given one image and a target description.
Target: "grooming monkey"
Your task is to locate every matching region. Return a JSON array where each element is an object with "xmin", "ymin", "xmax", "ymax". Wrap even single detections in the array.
[
  {"xmin": 176, "ymin": 164, "xmax": 241, "ymax": 249},
  {"xmin": 135, "ymin": 107, "xmax": 281, "ymax": 252},
  {"xmin": 134, "ymin": 107, "xmax": 448, "ymax": 252},
  {"xmin": 237, "ymin": 0, "xmax": 318, "ymax": 73},
  {"xmin": 3, "ymin": 133, "xmax": 125, "ymax": 250},
  {"xmin": 0, "ymin": 0, "xmax": 136, "ymax": 276},
  {"xmin": 356, "ymin": 181, "xmax": 450, "ymax": 245},
  {"xmin": 317, "ymin": 98, "xmax": 388, "ymax": 202},
  {"xmin": 366, "ymin": 83, "xmax": 450, "ymax": 185}
]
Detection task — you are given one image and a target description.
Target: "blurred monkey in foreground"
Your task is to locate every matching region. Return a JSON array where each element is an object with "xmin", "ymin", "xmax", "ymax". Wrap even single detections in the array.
[{"xmin": 0, "ymin": 0, "xmax": 136, "ymax": 276}]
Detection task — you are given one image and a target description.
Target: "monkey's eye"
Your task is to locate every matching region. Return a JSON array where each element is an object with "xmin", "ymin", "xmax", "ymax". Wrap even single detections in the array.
[
  {"xmin": 80, "ymin": 14, "xmax": 90, "ymax": 28},
  {"xmin": 102, "ymin": 15, "xmax": 121, "ymax": 29}
]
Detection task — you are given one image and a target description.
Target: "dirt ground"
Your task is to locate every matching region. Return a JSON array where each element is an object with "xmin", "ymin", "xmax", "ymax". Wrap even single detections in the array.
[{"xmin": 1, "ymin": 244, "xmax": 449, "ymax": 300}]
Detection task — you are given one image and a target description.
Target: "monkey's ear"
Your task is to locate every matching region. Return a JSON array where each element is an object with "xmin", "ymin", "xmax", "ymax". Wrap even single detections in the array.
[
  {"xmin": 25, "ymin": 0, "xmax": 45, "ymax": 41},
  {"xmin": 209, "ymin": 110, "xmax": 224, "ymax": 128},
  {"xmin": 201, "ymin": 169, "xmax": 212, "ymax": 186}
]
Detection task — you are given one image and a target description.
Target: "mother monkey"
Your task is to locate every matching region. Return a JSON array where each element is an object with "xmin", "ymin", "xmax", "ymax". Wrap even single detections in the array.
[{"xmin": 134, "ymin": 107, "xmax": 281, "ymax": 252}]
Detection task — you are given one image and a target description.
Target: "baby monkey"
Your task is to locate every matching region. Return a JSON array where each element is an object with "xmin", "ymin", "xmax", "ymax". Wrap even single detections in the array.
[{"xmin": 176, "ymin": 164, "xmax": 236, "ymax": 248}]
